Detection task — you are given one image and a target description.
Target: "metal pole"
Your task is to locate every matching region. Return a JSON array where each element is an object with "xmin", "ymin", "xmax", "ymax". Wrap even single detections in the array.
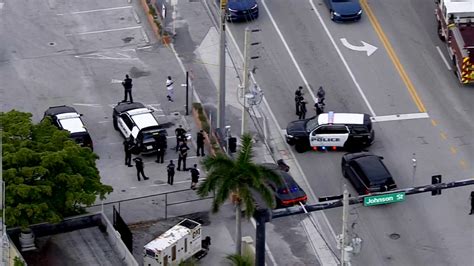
[
  {"xmin": 341, "ymin": 185, "xmax": 349, "ymax": 265},
  {"xmin": 165, "ymin": 194, "xmax": 168, "ymax": 219},
  {"xmin": 185, "ymin": 71, "xmax": 189, "ymax": 115},
  {"xmin": 217, "ymin": 0, "xmax": 227, "ymax": 130},
  {"xmin": 241, "ymin": 27, "xmax": 251, "ymax": 135},
  {"xmin": 255, "ymin": 211, "xmax": 266, "ymax": 266},
  {"xmin": 412, "ymin": 153, "xmax": 417, "ymax": 186}
]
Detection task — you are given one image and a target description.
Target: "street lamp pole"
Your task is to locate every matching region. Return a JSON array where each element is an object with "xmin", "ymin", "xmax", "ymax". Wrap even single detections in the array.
[
  {"xmin": 241, "ymin": 27, "xmax": 251, "ymax": 135},
  {"xmin": 217, "ymin": 0, "xmax": 227, "ymax": 130}
]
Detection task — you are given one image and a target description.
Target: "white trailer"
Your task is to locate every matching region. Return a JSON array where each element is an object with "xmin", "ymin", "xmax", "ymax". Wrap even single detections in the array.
[{"xmin": 143, "ymin": 219, "xmax": 205, "ymax": 266}]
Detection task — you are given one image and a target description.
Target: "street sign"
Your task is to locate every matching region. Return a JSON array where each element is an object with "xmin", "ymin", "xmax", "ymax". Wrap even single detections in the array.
[{"xmin": 364, "ymin": 192, "xmax": 406, "ymax": 207}]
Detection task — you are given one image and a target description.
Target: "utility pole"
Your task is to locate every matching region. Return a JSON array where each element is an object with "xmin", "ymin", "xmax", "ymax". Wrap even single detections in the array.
[
  {"xmin": 217, "ymin": 0, "xmax": 227, "ymax": 130},
  {"xmin": 241, "ymin": 27, "xmax": 251, "ymax": 135},
  {"xmin": 340, "ymin": 185, "xmax": 350, "ymax": 265}
]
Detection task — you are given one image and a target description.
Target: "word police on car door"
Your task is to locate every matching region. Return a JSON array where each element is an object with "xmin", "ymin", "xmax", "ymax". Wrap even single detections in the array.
[{"xmin": 309, "ymin": 124, "xmax": 349, "ymax": 147}]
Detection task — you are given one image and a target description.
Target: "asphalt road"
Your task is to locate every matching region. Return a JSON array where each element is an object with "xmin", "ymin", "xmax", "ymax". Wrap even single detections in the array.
[{"xmin": 214, "ymin": 0, "xmax": 474, "ymax": 265}]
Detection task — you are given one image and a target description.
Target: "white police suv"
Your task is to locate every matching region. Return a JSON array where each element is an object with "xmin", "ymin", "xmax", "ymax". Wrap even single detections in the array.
[
  {"xmin": 43, "ymin": 105, "xmax": 93, "ymax": 150},
  {"xmin": 113, "ymin": 102, "xmax": 166, "ymax": 154},
  {"xmin": 286, "ymin": 111, "xmax": 374, "ymax": 153}
]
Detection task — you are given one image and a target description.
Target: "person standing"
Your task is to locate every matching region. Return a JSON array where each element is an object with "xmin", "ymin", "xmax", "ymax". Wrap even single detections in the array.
[
  {"xmin": 299, "ymin": 100, "xmax": 307, "ymax": 120},
  {"xmin": 124, "ymin": 138, "xmax": 133, "ymax": 167},
  {"xmin": 295, "ymin": 86, "xmax": 304, "ymax": 116},
  {"xmin": 155, "ymin": 139, "xmax": 165, "ymax": 164},
  {"xmin": 166, "ymin": 76, "xmax": 174, "ymax": 102},
  {"xmin": 122, "ymin": 74, "xmax": 133, "ymax": 102},
  {"xmin": 315, "ymin": 99, "xmax": 325, "ymax": 116},
  {"xmin": 177, "ymin": 141, "xmax": 189, "ymax": 171},
  {"xmin": 469, "ymin": 191, "xmax": 474, "ymax": 215},
  {"xmin": 167, "ymin": 160, "xmax": 176, "ymax": 185},
  {"xmin": 190, "ymin": 164, "xmax": 200, "ymax": 190},
  {"xmin": 175, "ymin": 125, "xmax": 186, "ymax": 152},
  {"xmin": 196, "ymin": 129, "xmax": 205, "ymax": 157},
  {"xmin": 133, "ymin": 157, "xmax": 149, "ymax": 181},
  {"xmin": 317, "ymin": 86, "xmax": 326, "ymax": 105}
]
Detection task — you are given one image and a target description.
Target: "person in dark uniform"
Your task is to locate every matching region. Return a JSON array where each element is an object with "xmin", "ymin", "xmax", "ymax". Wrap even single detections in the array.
[
  {"xmin": 167, "ymin": 160, "xmax": 175, "ymax": 185},
  {"xmin": 155, "ymin": 132, "xmax": 167, "ymax": 163},
  {"xmin": 196, "ymin": 130, "xmax": 205, "ymax": 157},
  {"xmin": 299, "ymin": 100, "xmax": 307, "ymax": 120},
  {"xmin": 133, "ymin": 157, "xmax": 149, "ymax": 181},
  {"xmin": 470, "ymin": 191, "xmax": 474, "ymax": 215},
  {"xmin": 190, "ymin": 164, "xmax": 200, "ymax": 190},
  {"xmin": 177, "ymin": 141, "xmax": 189, "ymax": 171},
  {"xmin": 122, "ymin": 74, "xmax": 133, "ymax": 102},
  {"xmin": 295, "ymin": 86, "xmax": 304, "ymax": 116},
  {"xmin": 175, "ymin": 125, "xmax": 186, "ymax": 152},
  {"xmin": 314, "ymin": 99, "xmax": 325, "ymax": 116},
  {"xmin": 317, "ymin": 86, "xmax": 326, "ymax": 105},
  {"xmin": 124, "ymin": 138, "xmax": 133, "ymax": 167}
]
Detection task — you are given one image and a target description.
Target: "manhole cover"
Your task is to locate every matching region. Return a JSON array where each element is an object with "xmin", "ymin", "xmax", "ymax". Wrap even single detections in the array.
[
  {"xmin": 389, "ymin": 233, "xmax": 400, "ymax": 240},
  {"xmin": 49, "ymin": 42, "xmax": 56, "ymax": 46}
]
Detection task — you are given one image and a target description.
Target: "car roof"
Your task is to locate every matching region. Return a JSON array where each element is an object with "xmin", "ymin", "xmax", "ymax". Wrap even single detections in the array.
[
  {"xmin": 44, "ymin": 105, "xmax": 77, "ymax": 116},
  {"xmin": 130, "ymin": 111, "xmax": 159, "ymax": 130},
  {"xmin": 114, "ymin": 101, "xmax": 146, "ymax": 113},
  {"xmin": 261, "ymin": 163, "xmax": 298, "ymax": 188},
  {"xmin": 354, "ymin": 155, "xmax": 391, "ymax": 182},
  {"xmin": 56, "ymin": 114, "xmax": 87, "ymax": 133},
  {"xmin": 318, "ymin": 112, "xmax": 365, "ymax": 125}
]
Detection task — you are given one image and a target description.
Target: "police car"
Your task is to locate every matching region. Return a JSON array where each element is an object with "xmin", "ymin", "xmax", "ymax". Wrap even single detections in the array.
[
  {"xmin": 286, "ymin": 111, "xmax": 374, "ymax": 153},
  {"xmin": 112, "ymin": 101, "xmax": 167, "ymax": 154},
  {"xmin": 43, "ymin": 105, "xmax": 93, "ymax": 150}
]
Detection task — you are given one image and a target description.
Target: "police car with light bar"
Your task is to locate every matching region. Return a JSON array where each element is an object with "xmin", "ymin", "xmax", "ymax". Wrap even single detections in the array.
[
  {"xmin": 285, "ymin": 111, "xmax": 374, "ymax": 153},
  {"xmin": 43, "ymin": 105, "xmax": 94, "ymax": 150},
  {"xmin": 113, "ymin": 101, "xmax": 167, "ymax": 154}
]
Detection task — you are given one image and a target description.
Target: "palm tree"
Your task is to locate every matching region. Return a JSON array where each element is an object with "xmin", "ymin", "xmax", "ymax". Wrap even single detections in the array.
[
  {"xmin": 197, "ymin": 133, "xmax": 282, "ymax": 255},
  {"xmin": 225, "ymin": 253, "xmax": 253, "ymax": 266}
]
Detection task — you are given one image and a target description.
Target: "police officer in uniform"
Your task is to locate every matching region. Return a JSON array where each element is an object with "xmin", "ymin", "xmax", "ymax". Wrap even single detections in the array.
[
  {"xmin": 167, "ymin": 160, "xmax": 176, "ymax": 185},
  {"xmin": 177, "ymin": 141, "xmax": 189, "ymax": 171},
  {"xmin": 122, "ymin": 74, "xmax": 133, "ymax": 102},
  {"xmin": 175, "ymin": 125, "xmax": 186, "ymax": 152},
  {"xmin": 124, "ymin": 138, "xmax": 133, "ymax": 167},
  {"xmin": 190, "ymin": 164, "xmax": 200, "ymax": 190},
  {"xmin": 196, "ymin": 130, "xmax": 205, "ymax": 157},
  {"xmin": 315, "ymin": 98, "xmax": 325, "ymax": 116},
  {"xmin": 299, "ymin": 100, "xmax": 307, "ymax": 120},
  {"xmin": 133, "ymin": 157, "xmax": 149, "ymax": 181},
  {"xmin": 155, "ymin": 132, "xmax": 166, "ymax": 164},
  {"xmin": 295, "ymin": 86, "xmax": 304, "ymax": 116}
]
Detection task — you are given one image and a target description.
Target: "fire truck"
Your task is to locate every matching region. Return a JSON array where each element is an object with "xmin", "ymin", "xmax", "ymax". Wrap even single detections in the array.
[{"xmin": 435, "ymin": 0, "xmax": 474, "ymax": 84}]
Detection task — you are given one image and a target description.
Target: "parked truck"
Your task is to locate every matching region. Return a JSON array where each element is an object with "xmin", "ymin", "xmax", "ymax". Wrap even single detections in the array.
[
  {"xmin": 143, "ymin": 219, "xmax": 210, "ymax": 266},
  {"xmin": 436, "ymin": 0, "xmax": 474, "ymax": 84}
]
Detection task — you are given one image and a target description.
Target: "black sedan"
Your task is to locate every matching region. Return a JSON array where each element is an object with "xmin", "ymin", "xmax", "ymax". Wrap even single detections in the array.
[
  {"xmin": 263, "ymin": 163, "xmax": 307, "ymax": 208},
  {"xmin": 225, "ymin": 0, "xmax": 259, "ymax": 22},
  {"xmin": 324, "ymin": 0, "xmax": 362, "ymax": 22},
  {"xmin": 341, "ymin": 152, "xmax": 397, "ymax": 195}
]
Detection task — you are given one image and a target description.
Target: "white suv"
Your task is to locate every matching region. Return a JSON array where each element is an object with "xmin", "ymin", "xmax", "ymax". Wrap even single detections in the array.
[{"xmin": 112, "ymin": 102, "xmax": 166, "ymax": 154}]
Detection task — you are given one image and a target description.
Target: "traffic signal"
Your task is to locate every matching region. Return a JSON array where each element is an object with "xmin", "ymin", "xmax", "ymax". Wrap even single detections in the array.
[{"xmin": 431, "ymin": 175, "xmax": 442, "ymax": 196}]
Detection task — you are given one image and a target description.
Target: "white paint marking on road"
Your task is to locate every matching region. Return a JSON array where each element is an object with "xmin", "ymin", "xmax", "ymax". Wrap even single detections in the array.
[
  {"xmin": 141, "ymin": 27, "xmax": 150, "ymax": 43},
  {"xmin": 136, "ymin": 45, "xmax": 152, "ymax": 50},
  {"xmin": 111, "ymin": 79, "xmax": 123, "ymax": 84},
  {"xmin": 436, "ymin": 46, "xmax": 452, "ymax": 71},
  {"xmin": 156, "ymin": 114, "xmax": 167, "ymax": 117},
  {"xmin": 340, "ymin": 38, "xmax": 378, "ymax": 56},
  {"xmin": 98, "ymin": 121, "xmax": 111, "ymax": 124},
  {"xmin": 66, "ymin": 26, "xmax": 142, "ymax": 36},
  {"xmin": 0, "ymin": 3, "xmax": 4, "ymax": 10},
  {"xmin": 131, "ymin": 8, "xmax": 141, "ymax": 24},
  {"xmin": 57, "ymin": 5, "xmax": 132, "ymax": 16},
  {"xmin": 129, "ymin": 186, "xmax": 137, "ymax": 189},
  {"xmin": 147, "ymin": 105, "xmax": 162, "ymax": 112},
  {"xmin": 72, "ymin": 103, "xmax": 102, "ymax": 107},
  {"xmin": 250, "ymin": 218, "xmax": 278, "ymax": 266},
  {"xmin": 116, "ymin": 52, "xmax": 131, "ymax": 59},
  {"xmin": 371, "ymin": 112, "xmax": 429, "ymax": 123},
  {"xmin": 308, "ymin": 0, "xmax": 376, "ymax": 116}
]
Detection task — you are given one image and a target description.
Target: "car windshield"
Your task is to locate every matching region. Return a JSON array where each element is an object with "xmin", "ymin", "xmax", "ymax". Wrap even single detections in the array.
[{"xmin": 305, "ymin": 117, "xmax": 319, "ymax": 133}]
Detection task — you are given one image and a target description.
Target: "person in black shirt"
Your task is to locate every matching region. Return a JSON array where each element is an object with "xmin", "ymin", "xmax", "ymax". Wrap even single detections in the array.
[
  {"xmin": 295, "ymin": 86, "xmax": 304, "ymax": 115},
  {"xmin": 122, "ymin": 74, "xmax": 133, "ymax": 102},
  {"xmin": 133, "ymin": 157, "xmax": 149, "ymax": 181},
  {"xmin": 175, "ymin": 125, "xmax": 186, "ymax": 152},
  {"xmin": 190, "ymin": 164, "xmax": 200, "ymax": 190},
  {"xmin": 167, "ymin": 160, "xmax": 175, "ymax": 185},
  {"xmin": 177, "ymin": 141, "xmax": 189, "ymax": 171},
  {"xmin": 299, "ymin": 100, "xmax": 307, "ymax": 120},
  {"xmin": 123, "ymin": 138, "xmax": 133, "ymax": 167},
  {"xmin": 196, "ymin": 130, "xmax": 205, "ymax": 156},
  {"xmin": 155, "ymin": 132, "xmax": 167, "ymax": 164}
]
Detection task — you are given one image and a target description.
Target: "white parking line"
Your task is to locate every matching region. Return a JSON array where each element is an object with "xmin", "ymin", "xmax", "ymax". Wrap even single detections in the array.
[
  {"xmin": 66, "ymin": 26, "xmax": 142, "ymax": 36},
  {"xmin": 72, "ymin": 103, "xmax": 102, "ymax": 107},
  {"xmin": 371, "ymin": 112, "xmax": 429, "ymax": 122},
  {"xmin": 436, "ymin": 46, "xmax": 452, "ymax": 71},
  {"xmin": 57, "ymin": 5, "xmax": 132, "ymax": 16}
]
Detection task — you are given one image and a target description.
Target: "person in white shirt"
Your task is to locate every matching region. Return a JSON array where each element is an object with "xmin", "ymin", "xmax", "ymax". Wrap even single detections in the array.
[{"xmin": 166, "ymin": 76, "xmax": 174, "ymax": 102}]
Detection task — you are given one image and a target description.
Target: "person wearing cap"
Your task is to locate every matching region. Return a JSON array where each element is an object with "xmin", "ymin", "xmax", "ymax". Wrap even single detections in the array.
[{"xmin": 196, "ymin": 129, "xmax": 205, "ymax": 157}]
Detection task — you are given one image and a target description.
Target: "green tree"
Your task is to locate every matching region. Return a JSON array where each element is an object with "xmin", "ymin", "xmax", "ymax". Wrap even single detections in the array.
[
  {"xmin": 197, "ymin": 134, "xmax": 281, "ymax": 255},
  {"xmin": 1, "ymin": 110, "xmax": 113, "ymax": 228},
  {"xmin": 225, "ymin": 253, "xmax": 254, "ymax": 266}
]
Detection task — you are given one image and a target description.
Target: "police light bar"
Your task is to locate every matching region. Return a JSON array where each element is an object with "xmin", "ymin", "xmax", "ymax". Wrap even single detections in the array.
[
  {"xmin": 128, "ymin": 108, "xmax": 152, "ymax": 116},
  {"xmin": 328, "ymin": 111, "xmax": 335, "ymax": 124},
  {"xmin": 56, "ymin": 113, "xmax": 81, "ymax": 120}
]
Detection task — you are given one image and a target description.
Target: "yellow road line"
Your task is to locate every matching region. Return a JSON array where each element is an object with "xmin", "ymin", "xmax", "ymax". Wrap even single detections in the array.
[
  {"xmin": 450, "ymin": 146, "xmax": 457, "ymax": 154},
  {"xmin": 431, "ymin": 119, "xmax": 438, "ymax": 126},
  {"xmin": 460, "ymin": 160, "xmax": 468, "ymax": 170},
  {"xmin": 440, "ymin": 132, "xmax": 448, "ymax": 140},
  {"xmin": 361, "ymin": 0, "xmax": 427, "ymax": 113}
]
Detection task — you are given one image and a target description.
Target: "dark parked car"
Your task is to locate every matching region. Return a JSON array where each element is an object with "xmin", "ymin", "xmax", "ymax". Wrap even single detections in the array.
[
  {"xmin": 43, "ymin": 105, "xmax": 93, "ymax": 150},
  {"xmin": 341, "ymin": 152, "xmax": 397, "ymax": 195},
  {"xmin": 324, "ymin": 0, "xmax": 362, "ymax": 22},
  {"xmin": 262, "ymin": 163, "xmax": 307, "ymax": 208},
  {"xmin": 225, "ymin": 0, "xmax": 259, "ymax": 22}
]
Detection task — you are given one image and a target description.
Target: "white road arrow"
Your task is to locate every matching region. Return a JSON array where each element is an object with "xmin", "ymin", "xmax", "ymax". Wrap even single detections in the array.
[{"xmin": 340, "ymin": 38, "xmax": 378, "ymax": 56}]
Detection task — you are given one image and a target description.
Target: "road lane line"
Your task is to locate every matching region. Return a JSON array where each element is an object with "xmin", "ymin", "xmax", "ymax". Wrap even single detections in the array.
[
  {"xmin": 66, "ymin": 26, "xmax": 142, "ymax": 36},
  {"xmin": 450, "ymin": 146, "xmax": 457, "ymax": 154},
  {"xmin": 371, "ymin": 112, "xmax": 429, "ymax": 123},
  {"xmin": 360, "ymin": 0, "xmax": 426, "ymax": 113},
  {"xmin": 431, "ymin": 119, "xmax": 438, "ymax": 126},
  {"xmin": 436, "ymin": 46, "xmax": 452, "ymax": 70},
  {"xmin": 306, "ymin": 0, "xmax": 376, "ymax": 116},
  {"xmin": 440, "ymin": 132, "xmax": 447, "ymax": 140},
  {"xmin": 57, "ymin": 6, "xmax": 132, "ymax": 15}
]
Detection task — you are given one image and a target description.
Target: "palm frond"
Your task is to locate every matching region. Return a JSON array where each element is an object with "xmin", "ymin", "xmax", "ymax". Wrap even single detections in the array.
[
  {"xmin": 236, "ymin": 134, "xmax": 254, "ymax": 165},
  {"xmin": 225, "ymin": 253, "xmax": 253, "ymax": 266}
]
